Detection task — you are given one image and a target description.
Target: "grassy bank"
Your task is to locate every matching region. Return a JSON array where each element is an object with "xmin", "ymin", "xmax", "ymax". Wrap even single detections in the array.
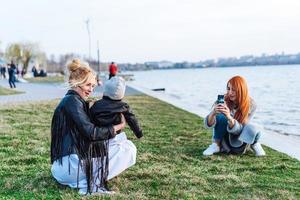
[
  {"xmin": 24, "ymin": 76, "xmax": 64, "ymax": 84},
  {"xmin": 0, "ymin": 95, "xmax": 299, "ymax": 199},
  {"xmin": 0, "ymin": 86, "xmax": 23, "ymax": 96}
]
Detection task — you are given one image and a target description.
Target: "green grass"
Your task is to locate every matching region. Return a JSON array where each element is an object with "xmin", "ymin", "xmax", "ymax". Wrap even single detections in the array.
[
  {"xmin": 24, "ymin": 76, "xmax": 64, "ymax": 84},
  {"xmin": 0, "ymin": 95, "xmax": 299, "ymax": 199},
  {"xmin": 0, "ymin": 86, "xmax": 24, "ymax": 96}
]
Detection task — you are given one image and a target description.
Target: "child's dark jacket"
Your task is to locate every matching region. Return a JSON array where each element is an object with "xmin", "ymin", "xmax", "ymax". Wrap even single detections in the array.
[{"xmin": 90, "ymin": 96, "xmax": 143, "ymax": 138}]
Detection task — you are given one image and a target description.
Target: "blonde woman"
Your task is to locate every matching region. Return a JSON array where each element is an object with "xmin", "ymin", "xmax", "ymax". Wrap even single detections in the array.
[{"xmin": 50, "ymin": 59, "xmax": 137, "ymax": 195}]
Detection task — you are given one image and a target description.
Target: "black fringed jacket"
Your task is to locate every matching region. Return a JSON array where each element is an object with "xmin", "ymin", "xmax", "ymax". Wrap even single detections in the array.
[
  {"xmin": 90, "ymin": 96, "xmax": 143, "ymax": 139},
  {"xmin": 51, "ymin": 90, "xmax": 116, "ymax": 193}
]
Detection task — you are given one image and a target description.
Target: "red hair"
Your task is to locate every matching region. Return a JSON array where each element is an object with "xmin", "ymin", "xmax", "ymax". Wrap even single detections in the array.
[{"xmin": 225, "ymin": 76, "xmax": 250, "ymax": 124}]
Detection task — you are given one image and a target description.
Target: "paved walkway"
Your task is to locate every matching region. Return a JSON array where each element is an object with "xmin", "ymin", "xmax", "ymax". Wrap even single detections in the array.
[
  {"xmin": 0, "ymin": 79, "xmax": 66, "ymax": 104},
  {"xmin": 0, "ymin": 79, "xmax": 142, "ymax": 105}
]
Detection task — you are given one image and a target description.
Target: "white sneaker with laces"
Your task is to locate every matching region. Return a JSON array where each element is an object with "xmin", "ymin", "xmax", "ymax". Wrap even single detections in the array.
[
  {"xmin": 251, "ymin": 143, "xmax": 266, "ymax": 157},
  {"xmin": 79, "ymin": 187, "xmax": 115, "ymax": 196},
  {"xmin": 203, "ymin": 143, "xmax": 220, "ymax": 156}
]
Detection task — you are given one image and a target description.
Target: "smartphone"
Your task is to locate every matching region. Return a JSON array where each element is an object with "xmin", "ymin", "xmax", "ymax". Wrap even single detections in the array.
[{"xmin": 217, "ymin": 95, "xmax": 225, "ymax": 104}]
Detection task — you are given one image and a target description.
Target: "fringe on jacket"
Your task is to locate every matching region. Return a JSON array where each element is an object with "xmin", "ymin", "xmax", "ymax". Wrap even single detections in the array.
[{"xmin": 51, "ymin": 91, "xmax": 110, "ymax": 194}]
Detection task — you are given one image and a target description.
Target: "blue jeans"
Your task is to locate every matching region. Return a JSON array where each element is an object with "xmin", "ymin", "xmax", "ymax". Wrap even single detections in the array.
[
  {"xmin": 9, "ymin": 77, "xmax": 16, "ymax": 88},
  {"xmin": 213, "ymin": 114, "xmax": 261, "ymax": 144}
]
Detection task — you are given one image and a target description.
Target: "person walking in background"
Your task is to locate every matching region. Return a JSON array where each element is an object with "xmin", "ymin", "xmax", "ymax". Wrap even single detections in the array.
[
  {"xmin": 0, "ymin": 64, "xmax": 6, "ymax": 79},
  {"xmin": 0, "ymin": 65, "xmax": 2, "ymax": 79},
  {"xmin": 16, "ymin": 64, "xmax": 21, "ymax": 78},
  {"xmin": 203, "ymin": 75, "xmax": 266, "ymax": 157},
  {"xmin": 108, "ymin": 62, "xmax": 118, "ymax": 79},
  {"xmin": 8, "ymin": 63, "xmax": 16, "ymax": 88},
  {"xmin": 21, "ymin": 68, "xmax": 26, "ymax": 77}
]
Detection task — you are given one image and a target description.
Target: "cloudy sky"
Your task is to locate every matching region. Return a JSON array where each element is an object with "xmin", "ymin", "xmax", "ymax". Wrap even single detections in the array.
[{"xmin": 1, "ymin": 0, "xmax": 300, "ymax": 63}]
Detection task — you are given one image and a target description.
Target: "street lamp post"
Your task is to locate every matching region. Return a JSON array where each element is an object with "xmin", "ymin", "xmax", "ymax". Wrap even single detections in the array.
[
  {"xmin": 97, "ymin": 40, "xmax": 100, "ymax": 73},
  {"xmin": 85, "ymin": 19, "xmax": 91, "ymax": 61}
]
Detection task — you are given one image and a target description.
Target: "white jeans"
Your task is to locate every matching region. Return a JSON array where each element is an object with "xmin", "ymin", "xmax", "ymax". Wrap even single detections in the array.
[{"xmin": 51, "ymin": 132, "xmax": 137, "ymax": 194}]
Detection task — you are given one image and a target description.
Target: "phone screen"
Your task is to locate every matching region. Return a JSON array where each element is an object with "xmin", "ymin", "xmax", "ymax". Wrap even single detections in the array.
[{"xmin": 217, "ymin": 95, "xmax": 225, "ymax": 104}]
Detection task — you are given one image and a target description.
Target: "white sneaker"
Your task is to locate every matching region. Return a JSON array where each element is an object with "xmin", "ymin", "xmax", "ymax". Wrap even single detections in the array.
[
  {"xmin": 79, "ymin": 187, "xmax": 115, "ymax": 196},
  {"xmin": 203, "ymin": 143, "xmax": 220, "ymax": 156},
  {"xmin": 251, "ymin": 143, "xmax": 266, "ymax": 157}
]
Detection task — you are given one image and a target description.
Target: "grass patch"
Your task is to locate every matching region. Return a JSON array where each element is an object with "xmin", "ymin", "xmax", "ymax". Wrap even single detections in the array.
[
  {"xmin": 0, "ymin": 95, "xmax": 299, "ymax": 199},
  {"xmin": 24, "ymin": 76, "xmax": 64, "ymax": 84},
  {"xmin": 0, "ymin": 86, "xmax": 24, "ymax": 96}
]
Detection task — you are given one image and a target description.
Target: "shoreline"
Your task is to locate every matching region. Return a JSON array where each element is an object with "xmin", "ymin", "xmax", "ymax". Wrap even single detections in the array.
[
  {"xmin": 1, "ymin": 77, "xmax": 299, "ymax": 161},
  {"xmin": 127, "ymin": 82, "xmax": 300, "ymax": 161}
]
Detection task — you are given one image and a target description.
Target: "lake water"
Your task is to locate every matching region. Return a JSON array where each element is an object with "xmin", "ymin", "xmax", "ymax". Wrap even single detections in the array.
[{"xmin": 131, "ymin": 65, "xmax": 300, "ymax": 137}]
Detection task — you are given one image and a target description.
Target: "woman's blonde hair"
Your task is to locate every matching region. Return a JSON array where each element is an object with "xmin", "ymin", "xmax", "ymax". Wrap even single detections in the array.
[
  {"xmin": 225, "ymin": 76, "xmax": 251, "ymax": 124},
  {"xmin": 67, "ymin": 58, "xmax": 96, "ymax": 88}
]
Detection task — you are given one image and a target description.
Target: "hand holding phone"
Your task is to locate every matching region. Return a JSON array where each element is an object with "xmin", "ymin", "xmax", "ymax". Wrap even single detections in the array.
[{"xmin": 212, "ymin": 95, "xmax": 225, "ymax": 115}]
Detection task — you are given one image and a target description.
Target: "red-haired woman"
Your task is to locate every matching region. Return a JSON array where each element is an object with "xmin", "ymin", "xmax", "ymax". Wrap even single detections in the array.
[{"xmin": 203, "ymin": 76, "xmax": 266, "ymax": 156}]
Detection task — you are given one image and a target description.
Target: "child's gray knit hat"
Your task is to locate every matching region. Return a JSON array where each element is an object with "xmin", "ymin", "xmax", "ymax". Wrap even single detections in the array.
[{"xmin": 103, "ymin": 76, "xmax": 126, "ymax": 100}]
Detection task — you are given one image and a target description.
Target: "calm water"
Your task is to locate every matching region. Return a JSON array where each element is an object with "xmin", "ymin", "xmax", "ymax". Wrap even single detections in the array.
[{"xmin": 131, "ymin": 65, "xmax": 300, "ymax": 137}]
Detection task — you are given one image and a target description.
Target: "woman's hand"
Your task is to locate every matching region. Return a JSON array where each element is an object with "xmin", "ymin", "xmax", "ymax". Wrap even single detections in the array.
[
  {"xmin": 217, "ymin": 104, "xmax": 235, "ymax": 128},
  {"xmin": 212, "ymin": 104, "xmax": 222, "ymax": 116},
  {"xmin": 216, "ymin": 104, "xmax": 231, "ymax": 119},
  {"xmin": 207, "ymin": 103, "xmax": 221, "ymax": 126},
  {"xmin": 113, "ymin": 114, "xmax": 126, "ymax": 134},
  {"xmin": 88, "ymin": 99, "xmax": 97, "ymax": 108}
]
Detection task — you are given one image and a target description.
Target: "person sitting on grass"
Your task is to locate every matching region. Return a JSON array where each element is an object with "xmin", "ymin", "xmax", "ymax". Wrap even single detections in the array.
[
  {"xmin": 51, "ymin": 59, "xmax": 137, "ymax": 196},
  {"xmin": 203, "ymin": 75, "xmax": 266, "ymax": 156},
  {"xmin": 90, "ymin": 76, "xmax": 143, "ymax": 140}
]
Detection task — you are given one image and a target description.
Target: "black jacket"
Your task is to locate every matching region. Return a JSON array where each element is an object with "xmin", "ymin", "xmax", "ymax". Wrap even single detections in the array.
[
  {"xmin": 51, "ymin": 90, "xmax": 116, "ymax": 193},
  {"xmin": 51, "ymin": 90, "xmax": 116, "ymax": 163},
  {"xmin": 90, "ymin": 96, "xmax": 143, "ymax": 139}
]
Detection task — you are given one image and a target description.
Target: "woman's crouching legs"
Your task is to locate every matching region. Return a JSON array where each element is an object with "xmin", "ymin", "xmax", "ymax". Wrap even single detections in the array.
[
  {"xmin": 203, "ymin": 114, "xmax": 228, "ymax": 156},
  {"xmin": 239, "ymin": 124, "xmax": 266, "ymax": 156}
]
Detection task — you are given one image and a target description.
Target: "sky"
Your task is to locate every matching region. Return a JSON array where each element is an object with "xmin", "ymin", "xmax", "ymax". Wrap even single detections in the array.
[{"xmin": 1, "ymin": 0, "xmax": 300, "ymax": 63}]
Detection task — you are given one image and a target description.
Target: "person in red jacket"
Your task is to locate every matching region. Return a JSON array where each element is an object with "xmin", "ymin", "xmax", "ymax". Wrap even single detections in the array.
[{"xmin": 108, "ymin": 62, "xmax": 118, "ymax": 79}]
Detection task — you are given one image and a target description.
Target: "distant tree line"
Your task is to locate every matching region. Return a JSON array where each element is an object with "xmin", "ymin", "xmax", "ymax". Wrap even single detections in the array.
[
  {"xmin": 117, "ymin": 52, "xmax": 300, "ymax": 71},
  {"xmin": 45, "ymin": 51, "xmax": 300, "ymax": 73},
  {"xmin": 1, "ymin": 40, "xmax": 299, "ymax": 73}
]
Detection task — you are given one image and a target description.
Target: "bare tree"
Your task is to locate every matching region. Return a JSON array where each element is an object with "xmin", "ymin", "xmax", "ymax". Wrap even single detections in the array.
[
  {"xmin": 21, "ymin": 42, "xmax": 40, "ymax": 73},
  {"xmin": 5, "ymin": 42, "xmax": 45, "ymax": 73},
  {"xmin": 5, "ymin": 43, "xmax": 22, "ymax": 63}
]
